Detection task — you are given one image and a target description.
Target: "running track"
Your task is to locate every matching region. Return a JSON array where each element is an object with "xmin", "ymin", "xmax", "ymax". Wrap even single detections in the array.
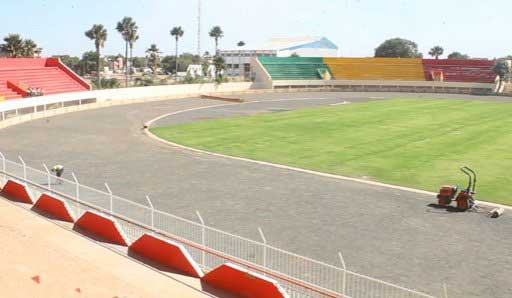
[{"xmin": 1, "ymin": 92, "xmax": 511, "ymax": 298}]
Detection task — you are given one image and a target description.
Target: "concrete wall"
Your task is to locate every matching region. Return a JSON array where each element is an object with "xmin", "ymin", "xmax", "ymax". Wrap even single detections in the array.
[
  {"xmin": 272, "ymin": 79, "xmax": 495, "ymax": 95},
  {"xmin": 0, "ymin": 82, "xmax": 271, "ymax": 129},
  {"xmin": 0, "ymin": 82, "xmax": 261, "ymax": 113},
  {"xmin": 250, "ymin": 58, "xmax": 273, "ymax": 89}
]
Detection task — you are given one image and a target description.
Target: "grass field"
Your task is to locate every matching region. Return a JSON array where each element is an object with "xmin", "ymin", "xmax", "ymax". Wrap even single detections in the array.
[{"xmin": 151, "ymin": 98, "xmax": 512, "ymax": 205}]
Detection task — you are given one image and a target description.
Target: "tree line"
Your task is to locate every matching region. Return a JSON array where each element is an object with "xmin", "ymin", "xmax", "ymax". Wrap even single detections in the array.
[
  {"xmin": 374, "ymin": 37, "xmax": 470, "ymax": 60},
  {"xmin": 375, "ymin": 37, "xmax": 511, "ymax": 88},
  {"xmin": 0, "ymin": 34, "xmax": 40, "ymax": 57},
  {"xmin": 83, "ymin": 17, "xmax": 227, "ymax": 88}
]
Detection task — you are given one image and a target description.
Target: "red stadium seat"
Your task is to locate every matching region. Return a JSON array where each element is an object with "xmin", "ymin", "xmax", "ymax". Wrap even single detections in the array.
[{"xmin": 422, "ymin": 59, "xmax": 496, "ymax": 83}]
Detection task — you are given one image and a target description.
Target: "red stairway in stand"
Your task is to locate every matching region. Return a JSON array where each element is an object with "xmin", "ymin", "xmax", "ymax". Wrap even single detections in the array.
[{"xmin": 0, "ymin": 58, "xmax": 90, "ymax": 100}]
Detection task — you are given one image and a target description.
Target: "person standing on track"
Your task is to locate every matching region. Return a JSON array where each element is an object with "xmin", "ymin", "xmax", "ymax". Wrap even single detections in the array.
[{"xmin": 51, "ymin": 164, "xmax": 64, "ymax": 185}]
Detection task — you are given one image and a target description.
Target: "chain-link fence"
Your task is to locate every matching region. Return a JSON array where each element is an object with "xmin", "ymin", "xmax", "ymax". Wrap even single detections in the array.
[{"xmin": 0, "ymin": 153, "xmax": 436, "ymax": 298}]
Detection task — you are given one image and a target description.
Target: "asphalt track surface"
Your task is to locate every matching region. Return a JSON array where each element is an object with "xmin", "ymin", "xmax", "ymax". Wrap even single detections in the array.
[{"xmin": 1, "ymin": 92, "xmax": 511, "ymax": 298}]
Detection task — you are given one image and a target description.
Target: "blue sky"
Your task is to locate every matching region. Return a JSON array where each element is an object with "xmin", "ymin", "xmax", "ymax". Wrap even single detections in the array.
[{"xmin": 1, "ymin": 0, "xmax": 510, "ymax": 58}]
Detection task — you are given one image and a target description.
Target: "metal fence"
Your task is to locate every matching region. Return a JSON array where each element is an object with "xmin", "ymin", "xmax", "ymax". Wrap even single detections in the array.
[{"xmin": 0, "ymin": 152, "xmax": 436, "ymax": 298}]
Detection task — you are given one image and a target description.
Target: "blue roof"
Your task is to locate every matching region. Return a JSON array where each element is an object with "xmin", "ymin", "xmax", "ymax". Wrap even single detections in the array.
[{"xmin": 282, "ymin": 37, "xmax": 338, "ymax": 51}]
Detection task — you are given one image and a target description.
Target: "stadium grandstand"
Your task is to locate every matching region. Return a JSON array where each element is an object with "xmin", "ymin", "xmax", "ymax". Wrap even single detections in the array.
[
  {"xmin": 253, "ymin": 56, "xmax": 498, "ymax": 83},
  {"xmin": 258, "ymin": 57, "xmax": 331, "ymax": 80},
  {"xmin": 220, "ymin": 36, "xmax": 339, "ymax": 78},
  {"xmin": 422, "ymin": 59, "xmax": 496, "ymax": 83},
  {"xmin": 324, "ymin": 58, "xmax": 425, "ymax": 81},
  {"xmin": 0, "ymin": 58, "xmax": 90, "ymax": 100}
]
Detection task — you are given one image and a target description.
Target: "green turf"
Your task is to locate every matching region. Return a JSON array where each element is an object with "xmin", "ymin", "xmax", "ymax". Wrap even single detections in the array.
[{"xmin": 151, "ymin": 98, "xmax": 512, "ymax": 205}]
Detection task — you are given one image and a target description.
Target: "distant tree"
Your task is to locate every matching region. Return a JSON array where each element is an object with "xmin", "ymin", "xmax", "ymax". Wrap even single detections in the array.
[
  {"xmin": 80, "ymin": 51, "xmax": 100, "ymax": 75},
  {"xmin": 290, "ymin": 52, "xmax": 300, "ymax": 57},
  {"xmin": 128, "ymin": 22, "xmax": 139, "ymax": 78},
  {"xmin": 209, "ymin": 26, "xmax": 224, "ymax": 55},
  {"xmin": 161, "ymin": 53, "xmax": 201, "ymax": 74},
  {"xmin": 181, "ymin": 53, "xmax": 201, "ymax": 65},
  {"xmin": 161, "ymin": 55, "xmax": 177, "ymax": 74},
  {"xmin": 117, "ymin": 17, "xmax": 137, "ymax": 86},
  {"xmin": 1, "ymin": 34, "xmax": 25, "ymax": 57},
  {"xmin": 213, "ymin": 56, "xmax": 226, "ymax": 81},
  {"xmin": 131, "ymin": 56, "xmax": 147, "ymax": 69},
  {"xmin": 447, "ymin": 52, "xmax": 470, "ymax": 59},
  {"xmin": 375, "ymin": 38, "xmax": 422, "ymax": 58},
  {"xmin": 21, "ymin": 39, "xmax": 38, "ymax": 57},
  {"xmin": 92, "ymin": 77, "xmax": 120, "ymax": 89},
  {"xmin": 134, "ymin": 76, "xmax": 156, "ymax": 87},
  {"xmin": 53, "ymin": 55, "xmax": 81, "ymax": 73},
  {"xmin": 85, "ymin": 24, "xmax": 107, "ymax": 89},
  {"xmin": 237, "ymin": 41, "xmax": 246, "ymax": 76},
  {"xmin": 428, "ymin": 46, "xmax": 444, "ymax": 59},
  {"xmin": 145, "ymin": 44, "xmax": 161, "ymax": 75},
  {"xmin": 493, "ymin": 60, "xmax": 510, "ymax": 91},
  {"xmin": 202, "ymin": 58, "xmax": 210, "ymax": 77},
  {"xmin": 170, "ymin": 26, "xmax": 184, "ymax": 77}
]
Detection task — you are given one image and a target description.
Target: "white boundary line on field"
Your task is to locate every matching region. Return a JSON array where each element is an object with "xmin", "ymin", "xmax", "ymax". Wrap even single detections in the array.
[{"xmin": 145, "ymin": 97, "xmax": 512, "ymax": 212}]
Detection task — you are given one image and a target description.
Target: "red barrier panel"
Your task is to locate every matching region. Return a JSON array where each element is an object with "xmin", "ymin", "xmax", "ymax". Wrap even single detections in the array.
[
  {"xmin": 33, "ymin": 193, "xmax": 75, "ymax": 222},
  {"xmin": 0, "ymin": 180, "xmax": 33, "ymax": 204},
  {"xmin": 129, "ymin": 233, "xmax": 203, "ymax": 278},
  {"xmin": 202, "ymin": 263, "xmax": 289, "ymax": 298},
  {"xmin": 74, "ymin": 210, "xmax": 128, "ymax": 246}
]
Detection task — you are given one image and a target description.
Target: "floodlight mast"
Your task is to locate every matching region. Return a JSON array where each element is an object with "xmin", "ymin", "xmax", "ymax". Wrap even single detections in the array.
[{"xmin": 197, "ymin": 0, "xmax": 202, "ymax": 56}]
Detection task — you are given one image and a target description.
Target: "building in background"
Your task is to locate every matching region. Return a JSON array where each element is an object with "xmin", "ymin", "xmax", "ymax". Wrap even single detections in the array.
[{"xmin": 220, "ymin": 36, "xmax": 339, "ymax": 78}]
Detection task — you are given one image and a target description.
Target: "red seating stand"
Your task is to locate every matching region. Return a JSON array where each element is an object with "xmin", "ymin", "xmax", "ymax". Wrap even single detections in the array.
[{"xmin": 202, "ymin": 262, "xmax": 289, "ymax": 298}]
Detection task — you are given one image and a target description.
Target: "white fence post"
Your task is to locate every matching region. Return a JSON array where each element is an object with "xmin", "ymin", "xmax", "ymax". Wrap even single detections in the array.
[
  {"xmin": 443, "ymin": 283, "xmax": 448, "ymax": 298},
  {"xmin": 258, "ymin": 227, "xmax": 268, "ymax": 269},
  {"xmin": 42, "ymin": 163, "xmax": 51, "ymax": 191},
  {"xmin": 196, "ymin": 210, "xmax": 206, "ymax": 267},
  {"xmin": 71, "ymin": 172, "xmax": 79, "ymax": 213},
  {"xmin": 0, "ymin": 152, "xmax": 5, "ymax": 182},
  {"xmin": 104, "ymin": 182, "xmax": 113, "ymax": 214},
  {"xmin": 338, "ymin": 251, "xmax": 347, "ymax": 298},
  {"xmin": 18, "ymin": 156, "xmax": 27, "ymax": 185},
  {"xmin": 145, "ymin": 195, "xmax": 154, "ymax": 232}
]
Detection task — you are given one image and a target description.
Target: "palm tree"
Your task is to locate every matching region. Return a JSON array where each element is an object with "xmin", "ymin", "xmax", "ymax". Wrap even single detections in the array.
[
  {"xmin": 209, "ymin": 26, "xmax": 224, "ymax": 55},
  {"xmin": 213, "ymin": 56, "xmax": 226, "ymax": 82},
  {"xmin": 145, "ymin": 44, "xmax": 161, "ymax": 76},
  {"xmin": 85, "ymin": 24, "xmax": 107, "ymax": 89},
  {"xmin": 493, "ymin": 60, "xmax": 510, "ymax": 92},
  {"xmin": 22, "ymin": 39, "xmax": 38, "ymax": 57},
  {"xmin": 429, "ymin": 46, "xmax": 444, "ymax": 60},
  {"xmin": 116, "ymin": 17, "xmax": 136, "ymax": 87},
  {"xmin": 1, "ymin": 34, "xmax": 25, "ymax": 57},
  {"xmin": 170, "ymin": 26, "xmax": 184, "ymax": 78},
  {"xmin": 128, "ymin": 23, "xmax": 139, "ymax": 81},
  {"xmin": 237, "ymin": 41, "xmax": 245, "ymax": 77}
]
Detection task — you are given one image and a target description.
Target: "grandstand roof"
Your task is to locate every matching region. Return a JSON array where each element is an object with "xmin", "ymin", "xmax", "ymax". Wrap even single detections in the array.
[{"xmin": 222, "ymin": 36, "xmax": 338, "ymax": 52}]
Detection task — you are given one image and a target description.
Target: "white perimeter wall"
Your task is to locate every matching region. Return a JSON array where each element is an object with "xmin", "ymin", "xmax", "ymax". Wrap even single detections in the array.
[{"xmin": 0, "ymin": 82, "xmax": 260, "ymax": 113}]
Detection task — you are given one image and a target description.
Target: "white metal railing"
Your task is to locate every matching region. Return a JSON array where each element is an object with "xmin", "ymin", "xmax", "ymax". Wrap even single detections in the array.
[
  {"xmin": 0, "ymin": 82, "xmax": 259, "ymax": 120},
  {"xmin": 0, "ymin": 153, "xmax": 437, "ymax": 298},
  {"xmin": 0, "ymin": 92, "xmax": 97, "ymax": 122}
]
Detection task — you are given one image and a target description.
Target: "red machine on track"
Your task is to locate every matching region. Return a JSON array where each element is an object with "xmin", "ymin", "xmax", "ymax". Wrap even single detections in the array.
[{"xmin": 437, "ymin": 166, "xmax": 476, "ymax": 211}]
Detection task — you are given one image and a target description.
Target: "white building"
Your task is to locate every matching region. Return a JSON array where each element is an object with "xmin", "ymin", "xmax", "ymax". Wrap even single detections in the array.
[{"xmin": 220, "ymin": 36, "xmax": 339, "ymax": 78}]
